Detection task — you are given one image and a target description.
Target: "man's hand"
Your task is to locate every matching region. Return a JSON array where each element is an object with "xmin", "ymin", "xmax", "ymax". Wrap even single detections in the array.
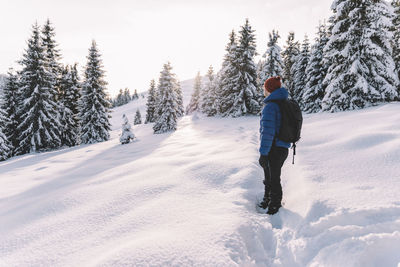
[{"xmin": 259, "ymin": 154, "xmax": 268, "ymax": 168}]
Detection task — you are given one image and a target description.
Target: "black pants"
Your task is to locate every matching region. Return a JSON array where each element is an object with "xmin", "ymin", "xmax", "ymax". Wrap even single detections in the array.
[{"xmin": 263, "ymin": 146, "xmax": 289, "ymax": 205}]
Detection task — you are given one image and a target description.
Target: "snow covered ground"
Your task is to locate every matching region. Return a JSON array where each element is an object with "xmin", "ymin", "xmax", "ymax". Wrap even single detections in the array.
[{"xmin": 1, "ymin": 80, "xmax": 400, "ymax": 266}]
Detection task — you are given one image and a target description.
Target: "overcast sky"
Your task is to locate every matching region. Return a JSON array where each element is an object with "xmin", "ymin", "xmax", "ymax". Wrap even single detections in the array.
[{"xmin": 0, "ymin": 0, "xmax": 333, "ymax": 97}]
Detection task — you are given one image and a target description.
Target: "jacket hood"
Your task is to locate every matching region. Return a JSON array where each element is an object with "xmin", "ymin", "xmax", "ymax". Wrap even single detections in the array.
[{"xmin": 264, "ymin": 87, "xmax": 289, "ymax": 103}]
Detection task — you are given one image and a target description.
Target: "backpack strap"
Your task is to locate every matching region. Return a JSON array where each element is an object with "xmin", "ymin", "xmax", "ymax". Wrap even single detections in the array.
[{"xmin": 292, "ymin": 143, "xmax": 296, "ymax": 164}]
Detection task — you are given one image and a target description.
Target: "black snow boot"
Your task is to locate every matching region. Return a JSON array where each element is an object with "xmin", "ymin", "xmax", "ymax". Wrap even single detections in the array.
[
  {"xmin": 258, "ymin": 197, "xmax": 270, "ymax": 209},
  {"xmin": 266, "ymin": 203, "xmax": 281, "ymax": 215}
]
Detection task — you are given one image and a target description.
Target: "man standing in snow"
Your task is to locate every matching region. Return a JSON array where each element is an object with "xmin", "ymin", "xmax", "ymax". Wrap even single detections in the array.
[{"xmin": 258, "ymin": 76, "xmax": 290, "ymax": 215}]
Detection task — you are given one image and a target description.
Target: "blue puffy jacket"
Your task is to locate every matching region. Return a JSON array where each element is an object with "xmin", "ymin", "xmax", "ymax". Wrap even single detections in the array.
[{"xmin": 259, "ymin": 87, "xmax": 291, "ymax": 155}]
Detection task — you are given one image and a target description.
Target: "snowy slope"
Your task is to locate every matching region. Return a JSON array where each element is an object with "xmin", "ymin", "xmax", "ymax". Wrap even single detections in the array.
[{"xmin": 0, "ymin": 78, "xmax": 400, "ymax": 266}]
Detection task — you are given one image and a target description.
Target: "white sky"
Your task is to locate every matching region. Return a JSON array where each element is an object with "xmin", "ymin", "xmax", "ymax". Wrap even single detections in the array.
[{"xmin": 0, "ymin": 0, "xmax": 333, "ymax": 97}]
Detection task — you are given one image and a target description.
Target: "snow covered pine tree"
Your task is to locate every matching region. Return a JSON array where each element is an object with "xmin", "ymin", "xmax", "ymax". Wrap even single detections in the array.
[
  {"xmin": 80, "ymin": 40, "xmax": 112, "ymax": 144},
  {"xmin": 59, "ymin": 64, "xmax": 81, "ymax": 146},
  {"xmin": 0, "ymin": 108, "xmax": 12, "ymax": 161},
  {"xmin": 391, "ymin": 0, "xmax": 400, "ymax": 97},
  {"xmin": 282, "ymin": 32, "xmax": 300, "ymax": 97},
  {"xmin": 258, "ymin": 30, "xmax": 283, "ymax": 92},
  {"xmin": 145, "ymin": 79, "xmax": 157, "ymax": 124},
  {"xmin": 201, "ymin": 65, "xmax": 219, "ymax": 116},
  {"xmin": 291, "ymin": 35, "xmax": 310, "ymax": 108},
  {"xmin": 303, "ymin": 23, "xmax": 329, "ymax": 113},
  {"xmin": 174, "ymin": 80, "xmax": 185, "ymax": 117},
  {"xmin": 133, "ymin": 89, "xmax": 139, "ymax": 100},
  {"xmin": 322, "ymin": 0, "xmax": 398, "ymax": 112},
  {"xmin": 124, "ymin": 88, "xmax": 132, "ymax": 103},
  {"xmin": 120, "ymin": 114, "xmax": 135, "ymax": 144},
  {"xmin": 220, "ymin": 19, "xmax": 260, "ymax": 117},
  {"xmin": 153, "ymin": 62, "xmax": 180, "ymax": 134},
  {"xmin": 1, "ymin": 69, "xmax": 20, "ymax": 156},
  {"xmin": 134, "ymin": 109, "xmax": 142, "ymax": 125},
  {"xmin": 186, "ymin": 71, "xmax": 202, "ymax": 114},
  {"xmin": 16, "ymin": 23, "xmax": 62, "ymax": 155},
  {"xmin": 219, "ymin": 30, "xmax": 239, "ymax": 116},
  {"xmin": 41, "ymin": 19, "xmax": 62, "ymax": 106}
]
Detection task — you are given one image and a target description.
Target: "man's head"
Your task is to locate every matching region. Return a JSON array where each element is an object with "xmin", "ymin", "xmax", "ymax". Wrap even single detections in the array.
[{"xmin": 264, "ymin": 76, "xmax": 282, "ymax": 97}]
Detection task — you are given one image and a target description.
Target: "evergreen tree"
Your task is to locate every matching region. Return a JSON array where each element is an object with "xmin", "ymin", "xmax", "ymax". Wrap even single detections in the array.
[
  {"xmin": 153, "ymin": 62, "xmax": 179, "ymax": 134},
  {"xmin": 16, "ymin": 23, "xmax": 61, "ymax": 154},
  {"xmin": 153, "ymin": 81, "xmax": 162, "ymax": 122},
  {"xmin": 231, "ymin": 18, "xmax": 260, "ymax": 116},
  {"xmin": 58, "ymin": 65, "xmax": 69, "ymax": 146},
  {"xmin": 1, "ymin": 69, "xmax": 20, "ymax": 155},
  {"xmin": 80, "ymin": 40, "xmax": 112, "ymax": 144},
  {"xmin": 145, "ymin": 79, "xmax": 157, "ymax": 124},
  {"xmin": 0, "ymin": 108, "xmax": 12, "ymax": 161},
  {"xmin": 124, "ymin": 88, "xmax": 131, "ymax": 103},
  {"xmin": 292, "ymin": 35, "xmax": 311, "ymax": 107},
  {"xmin": 116, "ymin": 89, "xmax": 124, "ymax": 106},
  {"xmin": 303, "ymin": 23, "xmax": 329, "ymax": 113},
  {"xmin": 322, "ymin": 0, "xmax": 398, "ymax": 112},
  {"xmin": 186, "ymin": 71, "xmax": 202, "ymax": 114},
  {"xmin": 392, "ymin": 0, "xmax": 400, "ymax": 96},
  {"xmin": 220, "ymin": 19, "xmax": 260, "ymax": 117},
  {"xmin": 174, "ymin": 80, "xmax": 184, "ymax": 117},
  {"xmin": 59, "ymin": 64, "xmax": 81, "ymax": 146},
  {"xmin": 41, "ymin": 19, "xmax": 62, "ymax": 106},
  {"xmin": 201, "ymin": 65, "xmax": 219, "ymax": 116},
  {"xmin": 120, "ymin": 114, "xmax": 135, "ymax": 144},
  {"xmin": 282, "ymin": 32, "xmax": 300, "ymax": 95},
  {"xmin": 258, "ymin": 30, "xmax": 283, "ymax": 89},
  {"xmin": 134, "ymin": 109, "xmax": 142, "ymax": 125},
  {"xmin": 219, "ymin": 30, "xmax": 239, "ymax": 115},
  {"xmin": 133, "ymin": 89, "xmax": 139, "ymax": 99}
]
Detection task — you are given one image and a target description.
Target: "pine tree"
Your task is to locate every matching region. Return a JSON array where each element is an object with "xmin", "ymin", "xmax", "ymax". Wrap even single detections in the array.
[
  {"xmin": 231, "ymin": 19, "xmax": 260, "ymax": 116},
  {"xmin": 282, "ymin": 32, "xmax": 300, "ymax": 95},
  {"xmin": 116, "ymin": 89, "xmax": 124, "ymax": 106},
  {"xmin": 41, "ymin": 19, "xmax": 62, "ymax": 107},
  {"xmin": 258, "ymin": 30, "xmax": 283, "ymax": 89},
  {"xmin": 16, "ymin": 23, "xmax": 61, "ymax": 154},
  {"xmin": 145, "ymin": 79, "xmax": 157, "ymax": 123},
  {"xmin": 219, "ymin": 30, "xmax": 239, "ymax": 115},
  {"xmin": 213, "ymin": 71, "xmax": 223, "ymax": 114},
  {"xmin": 1, "ymin": 69, "xmax": 20, "ymax": 155},
  {"xmin": 392, "ymin": 0, "xmax": 400, "ymax": 96},
  {"xmin": 58, "ymin": 65, "xmax": 69, "ymax": 146},
  {"xmin": 0, "ymin": 108, "xmax": 12, "ymax": 161},
  {"xmin": 220, "ymin": 19, "xmax": 260, "ymax": 117},
  {"xmin": 80, "ymin": 40, "xmax": 112, "ymax": 144},
  {"xmin": 133, "ymin": 89, "xmax": 139, "ymax": 100},
  {"xmin": 201, "ymin": 65, "xmax": 219, "ymax": 116},
  {"xmin": 174, "ymin": 80, "xmax": 184, "ymax": 117},
  {"xmin": 153, "ymin": 62, "xmax": 179, "ymax": 134},
  {"xmin": 303, "ymin": 23, "xmax": 329, "ymax": 113},
  {"xmin": 322, "ymin": 0, "xmax": 398, "ymax": 112},
  {"xmin": 123, "ymin": 88, "xmax": 131, "ymax": 103},
  {"xmin": 59, "ymin": 64, "xmax": 81, "ymax": 146},
  {"xmin": 134, "ymin": 109, "xmax": 142, "ymax": 125},
  {"xmin": 186, "ymin": 71, "xmax": 202, "ymax": 114},
  {"xmin": 120, "ymin": 114, "xmax": 135, "ymax": 144},
  {"xmin": 292, "ymin": 35, "xmax": 310, "ymax": 107}
]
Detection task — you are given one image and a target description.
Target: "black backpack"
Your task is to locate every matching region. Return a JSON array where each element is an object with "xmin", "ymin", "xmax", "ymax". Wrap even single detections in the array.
[{"xmin": 270, "ymin": 99, "xmax": 303, "ymax": 164}]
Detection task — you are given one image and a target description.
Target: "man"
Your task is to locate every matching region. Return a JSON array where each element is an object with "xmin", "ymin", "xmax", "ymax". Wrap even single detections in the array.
[{"xmin": 258, "ymin": 76, "xmax": 290, "ymax": 215}]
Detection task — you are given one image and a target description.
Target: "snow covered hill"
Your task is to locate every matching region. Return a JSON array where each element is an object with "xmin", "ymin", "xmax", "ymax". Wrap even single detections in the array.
[{"xmin": 0, "ymin": 79, "xmax": 400, "ymax": 266}]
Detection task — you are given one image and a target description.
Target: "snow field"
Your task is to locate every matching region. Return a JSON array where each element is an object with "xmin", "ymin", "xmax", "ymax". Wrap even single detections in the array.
[{"xmin": 0, "ymin": 78, "xmax": 400, "ymax": 266}]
